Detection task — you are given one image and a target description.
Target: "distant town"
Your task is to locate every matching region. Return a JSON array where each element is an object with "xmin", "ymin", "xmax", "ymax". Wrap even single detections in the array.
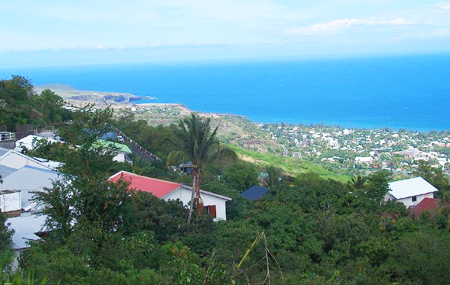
[{"xmin": 259, "ymin": 123, "xmax": 450, "ymax": 178}]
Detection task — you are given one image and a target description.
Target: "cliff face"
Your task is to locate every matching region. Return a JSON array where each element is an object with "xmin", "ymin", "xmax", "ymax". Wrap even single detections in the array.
[{"xmin": 34, "ymin": 85, "xmax": 147, "ymax": 104}]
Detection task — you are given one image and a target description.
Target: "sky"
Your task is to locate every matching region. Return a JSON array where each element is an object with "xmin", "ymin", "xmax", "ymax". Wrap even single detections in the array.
[{"xmin": 1, "ymin": 0, "xmax": 450, "ymax": 68}]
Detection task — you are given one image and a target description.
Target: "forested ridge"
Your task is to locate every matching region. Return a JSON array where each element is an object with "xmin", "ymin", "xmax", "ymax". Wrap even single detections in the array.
[{"xmin": 1, "ymin": 76, "xmax": 450, "ymax": 284}]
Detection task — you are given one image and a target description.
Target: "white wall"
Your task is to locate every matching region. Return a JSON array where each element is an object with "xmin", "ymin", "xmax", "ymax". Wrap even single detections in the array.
[
  {"xmin": 0, "ymin": 191, "xmax": 21, "ymax": 212},
  {"xmin": 398, "ymin": 192, "xmax": 434, "ymax": 208},
  {"xmin": 386, "ymin": 192, "xmax": 435, "ymax": 208},
  {"xmin": 163, "ymin": 187, "xmax": 229, "ymax": 221}
]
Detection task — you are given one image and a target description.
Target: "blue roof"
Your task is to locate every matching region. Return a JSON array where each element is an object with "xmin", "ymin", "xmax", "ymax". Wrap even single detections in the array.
[
  {"xmin": 100, "ymin": 132, "xmax": 117, "ymax": 140},
  {"xmin": 241, "ymin": 185, "xmax": 269, "ymax": 201}
]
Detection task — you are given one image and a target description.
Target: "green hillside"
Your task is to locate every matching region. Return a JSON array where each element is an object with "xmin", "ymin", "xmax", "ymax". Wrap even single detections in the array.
[{"xmin": 228, "ymin": 144, "xmax": 349, "ymax": 182}]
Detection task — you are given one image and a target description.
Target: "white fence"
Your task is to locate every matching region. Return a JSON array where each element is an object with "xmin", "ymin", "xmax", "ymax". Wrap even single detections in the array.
[{"xmin": 0, "ymin": 132, "xmax": 15, "ymax": 141}]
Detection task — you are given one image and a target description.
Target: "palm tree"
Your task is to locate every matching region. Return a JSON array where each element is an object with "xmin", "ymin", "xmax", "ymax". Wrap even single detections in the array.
[
  {"xmin": 263, "ymin": 166, "xmax": 283, "ymax": 189},
  {"xmin": 167, "ymin": 113, "xmax": 237, "ymax": 223},
  {"xmin": 349, "ymin": 175, "xmax": 367, "ymax": 189}
]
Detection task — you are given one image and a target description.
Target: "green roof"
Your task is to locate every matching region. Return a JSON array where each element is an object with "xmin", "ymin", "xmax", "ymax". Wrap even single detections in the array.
[{"xmin": 95, "ymin": 139, "xmax": 132, "ymax": 154}]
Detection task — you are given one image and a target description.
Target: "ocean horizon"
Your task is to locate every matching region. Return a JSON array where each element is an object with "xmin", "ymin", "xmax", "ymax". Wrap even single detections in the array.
[{"xmin": 1, "ymin": 53, "xmax": 449, "ymax": 131}]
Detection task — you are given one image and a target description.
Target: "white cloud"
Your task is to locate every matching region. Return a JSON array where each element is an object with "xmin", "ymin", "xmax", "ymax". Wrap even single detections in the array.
[
  {"xmin": 436, "ymin": 3, "xmax": 450, "ymax": 11},
  {"xmin": 427, "ymin": 2, "xmax": 450, "ymax": 13},
  {"xmin": 286, "ymin": 18, "xmax": 416, "ymax": 36}
]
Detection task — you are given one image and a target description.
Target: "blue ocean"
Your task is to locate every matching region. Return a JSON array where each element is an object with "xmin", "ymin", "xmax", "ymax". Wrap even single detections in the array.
[{"xmin": 1, "ymin": 54, "xmax": 449, "ymax": 131}]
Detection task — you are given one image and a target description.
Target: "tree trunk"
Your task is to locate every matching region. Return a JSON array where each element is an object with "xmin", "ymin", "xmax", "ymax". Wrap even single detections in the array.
[
  {"xmin": 187, "ymin": 168, "xmax": 204, "ymax": 223},
  {"xmin": 196, "ymin": 170, "xmax": 204, "ymax": 216},
  {"xmin": 187, "ymin": 173, "xmax": 196, "ymax": 224}
]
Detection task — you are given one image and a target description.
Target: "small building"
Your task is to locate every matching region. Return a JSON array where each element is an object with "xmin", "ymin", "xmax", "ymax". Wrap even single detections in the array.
[
  {"xmin": 355, "ymin": 156, "xmax": 373, "ymax": 165},
  {"xmin": 241, "ymin": 185, "xmax": 269, "ymax": 201},
  {"xmin": 384, "ymin": 177, "xmax": 438, "ymax": 208},
  {"xmin": 109, "ymin": 171, "xmax": 231, "ymax": 220},
  {"xmin": 95, "ymin": 139, "xmax": 133, "ymax": 163}
]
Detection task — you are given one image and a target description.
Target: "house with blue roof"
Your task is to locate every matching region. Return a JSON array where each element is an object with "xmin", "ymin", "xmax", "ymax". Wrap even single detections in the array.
[{"xmin": 241, "ymin": 185, "xmax": 270, "ymax": 201}]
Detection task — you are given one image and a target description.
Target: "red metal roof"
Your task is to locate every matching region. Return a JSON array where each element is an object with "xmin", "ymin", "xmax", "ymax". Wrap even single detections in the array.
[
  {"xmin": 109, "ymin": 171, "xmax": 181, "ymax": 198},
  {"xmin": 411, "ymin": 198, "xmax": 438, "ymax": 217}
]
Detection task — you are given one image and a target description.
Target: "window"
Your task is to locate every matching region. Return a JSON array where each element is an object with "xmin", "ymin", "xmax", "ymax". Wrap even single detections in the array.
[
  {"xmin": 412, "ymin": 196, "xmax": 417, "ymax": 202},
  {"xmin": 205, "ymin": 205, "xmax": 217, "ymax": 219}
]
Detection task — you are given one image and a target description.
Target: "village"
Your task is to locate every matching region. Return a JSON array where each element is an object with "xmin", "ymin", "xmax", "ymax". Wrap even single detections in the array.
[
  {"xmin": 259, "ymin": 123, "xmax": 450, "ymax": 178},
  {"xmin": 0, "ymin": 120, "xmax": 446, "ymax": 268}
]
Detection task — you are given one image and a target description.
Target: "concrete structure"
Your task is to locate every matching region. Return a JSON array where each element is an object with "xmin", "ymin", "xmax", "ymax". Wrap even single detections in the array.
[
  {"xmin": 109, "ymin": 171, "xmax": 231, "ymax": 220},
  {"xmin": 0, "ymin": 190, "xmax": 21, "ymax": 213},
  {"xmin": 384, "ymin": 177, "xmax": 438, "ymax": 208}
]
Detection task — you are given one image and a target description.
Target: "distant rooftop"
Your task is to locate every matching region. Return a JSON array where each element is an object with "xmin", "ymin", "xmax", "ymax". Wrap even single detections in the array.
[
  {"xmin": 241, "ymin": 185, "xmax": 269, "ymax": 201},
  {"xmin": 95, "ymin": 139, "xmax": 132, "ymax": 154}
]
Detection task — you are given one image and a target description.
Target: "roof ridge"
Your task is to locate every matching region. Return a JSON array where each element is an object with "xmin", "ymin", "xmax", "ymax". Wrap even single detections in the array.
[
  {"xmin": 179, "ymin": 185, "xmax": 232, "ymax": 201},
  {"xmin": 111, "ymin": 170, "xmax": 182, "ymax": 186},
  {"xmin": 0, "ymin": 150, "xmax": 53, "ymax": 171}
]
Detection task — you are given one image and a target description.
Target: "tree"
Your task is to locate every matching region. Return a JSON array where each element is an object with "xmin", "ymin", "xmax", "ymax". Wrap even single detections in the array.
[
  {"xmin": 263, "ymin": 165, "xmax": 284, "ymax": 189},
  {"xmin": 167, "ymin": 113, "xmax": 236, "ymax": 223},
  {"xmin": 413, "ymin": 160, "xmax": 450, "ymax": 198},
  {"xmin": 34, "ymin": 89, "xmax": 69, "ymax": 125},
  {"xmin": 222, "ymin": 162, "xmax": 259, "ymax": 193},
  {"xmin": 364, "ymin": 170, "xmax": 391, "ymax": 203},
  {"xmin": 0, "ymin": 211, "xmax": 14, "ymax": 269},
  {"xmin": 349, "ymin": 175, "xmax": 367, "ymax": 190}
]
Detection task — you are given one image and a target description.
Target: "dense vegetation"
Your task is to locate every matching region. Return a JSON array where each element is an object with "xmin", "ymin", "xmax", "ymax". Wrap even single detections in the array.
[
  {"xmin": 0, "ymin": 76, "xmax": 72, "ymax": 130},
  {"xmin": 1, "ymin": 76, "xmax": 450, "ymax": 284}
]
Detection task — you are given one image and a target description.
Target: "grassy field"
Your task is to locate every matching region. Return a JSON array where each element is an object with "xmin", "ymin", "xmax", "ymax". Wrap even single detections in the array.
[{"xmin": 228, "ymin": 144, "xmax": 349, "ymax": 182}]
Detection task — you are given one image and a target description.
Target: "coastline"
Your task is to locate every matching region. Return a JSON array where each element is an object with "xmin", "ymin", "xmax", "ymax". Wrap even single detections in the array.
[
  {"xmin": 36, "ymin": 84, "xmax": 448, "ymax": 133},
  {"xmin": 18, "ymin": 54, "xmax": 450, "ymax": 132},
  {"xmin": 33, "ymin": 84, "xmax": 450, "ymax": 179}
]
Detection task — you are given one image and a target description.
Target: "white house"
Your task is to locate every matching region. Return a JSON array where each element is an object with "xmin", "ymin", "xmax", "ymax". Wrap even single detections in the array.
[
  {"xmin": 384, "ymin": 177, "xmax": 438, "ymax": 208},
  {"xmin": 355, "ymin": 156, "xmax": 373, "ymax": 165},
  {"xmin": 109, "ymin": 171, "xmax": 232, "ymax": 221}
]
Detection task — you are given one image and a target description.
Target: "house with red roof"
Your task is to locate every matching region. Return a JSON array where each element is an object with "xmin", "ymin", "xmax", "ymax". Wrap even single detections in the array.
[
  {"xmin": 384, "ymin": 177, "xmax": 438, "ymax": 208},
  {"xmin": 109, "ymin": 171, "xmax": 231, "ymax": 221}
]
